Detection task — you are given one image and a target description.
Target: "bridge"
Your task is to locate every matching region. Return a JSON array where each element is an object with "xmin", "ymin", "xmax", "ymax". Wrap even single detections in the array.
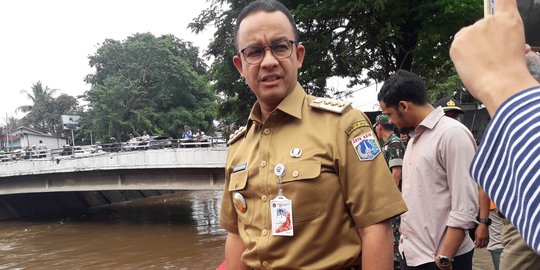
[{"xmin": 0, "ymin": 147, "xmax": 227, "ymax": 220}]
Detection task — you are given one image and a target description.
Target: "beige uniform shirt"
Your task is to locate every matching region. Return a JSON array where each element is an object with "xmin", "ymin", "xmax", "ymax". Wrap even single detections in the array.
[{"xmin": 221, "ymin": 83, "xmax": 407, "ymax": 269}]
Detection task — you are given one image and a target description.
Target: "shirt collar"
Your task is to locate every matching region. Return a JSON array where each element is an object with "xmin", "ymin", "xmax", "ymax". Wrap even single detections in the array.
[
  {"xmin": 276, "ymin": 82, "xmax": 305, "ymax": 120},
  {"xmin": 248, "ymin": 82, "xmax": 305, "ymax": 127},
  {"xmin": 384, "ymin": 133, "xmax": 398, "ymax": 145},
  {"xmin": 411, "ymin": 107, "xmax": 444, "ymax": 137}
]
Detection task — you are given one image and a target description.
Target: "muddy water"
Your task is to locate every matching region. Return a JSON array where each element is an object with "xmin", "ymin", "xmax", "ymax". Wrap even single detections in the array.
[{"xmin": 0, "ymin": 190, "xmax": 226, "ymax": 269}]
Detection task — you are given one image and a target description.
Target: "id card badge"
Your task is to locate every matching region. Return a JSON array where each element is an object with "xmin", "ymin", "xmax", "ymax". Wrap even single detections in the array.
[{"xmin": 270, "ymin": 196, "xmax": 294, "ymax": 236}]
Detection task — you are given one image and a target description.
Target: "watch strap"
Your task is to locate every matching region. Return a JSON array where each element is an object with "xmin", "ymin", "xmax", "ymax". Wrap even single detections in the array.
[{"xmin": 478, "ymin": 217, "xmax": 492, "ymax": 225}]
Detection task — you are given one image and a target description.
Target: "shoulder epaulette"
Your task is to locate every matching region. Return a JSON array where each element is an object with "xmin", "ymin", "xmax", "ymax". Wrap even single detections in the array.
[
  {"xmin": 309, "ymin": 97, "xmax": 351, "ymax": 114},
  {"xmin": 227, "ymin": 125, "xmax": 247, "ymax": 145}
]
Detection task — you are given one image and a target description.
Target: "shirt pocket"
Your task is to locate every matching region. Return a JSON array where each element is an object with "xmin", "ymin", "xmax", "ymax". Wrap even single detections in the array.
[
  {"xmin": 228, "ymin": 170, "xmax": 253, "ymax": 224},
  {"xmin": 281, "ymin": 160, "xmax": 324, "ymax": 222}
]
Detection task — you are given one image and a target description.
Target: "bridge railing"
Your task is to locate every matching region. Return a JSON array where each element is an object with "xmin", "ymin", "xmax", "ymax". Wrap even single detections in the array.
[{"xmin": 0, "ymin": 137, "xmax": 228, "ymax": 163}]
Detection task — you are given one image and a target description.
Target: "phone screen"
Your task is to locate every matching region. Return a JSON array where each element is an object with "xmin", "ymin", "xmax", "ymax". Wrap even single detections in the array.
[{"xmin": 485, "ymin": 0, "xmax": 540, "ymax": 49}]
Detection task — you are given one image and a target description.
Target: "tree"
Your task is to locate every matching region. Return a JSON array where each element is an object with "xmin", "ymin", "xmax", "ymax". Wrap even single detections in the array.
[
  {"xmin": 83, "ymin": 33, "xmax": 217, "ymax": 142},
  {"xmin": 17, "ymin": 81, "xmax": 57, "ymax": 113},
  {"xmin": 190, "ymin": 0, "xmax": 483, "ymax": 124},
  {"xmin": 17, "ymin": 82, "xmax": 79, "ymax": 136},
  {"xmin": 21, "ymin": 93, "xmax": 79, "ymax": 136}
]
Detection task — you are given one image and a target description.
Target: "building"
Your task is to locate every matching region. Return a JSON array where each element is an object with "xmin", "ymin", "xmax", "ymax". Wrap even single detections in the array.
[{"xmin": 1, "ymin": 126, "xmax": 64, "ymax": 150}]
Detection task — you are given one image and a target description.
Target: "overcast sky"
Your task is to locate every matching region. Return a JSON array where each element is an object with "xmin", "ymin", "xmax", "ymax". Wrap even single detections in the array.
[
  {"xmin": 0, "ymin": 0, "xmax": 216, "ymax": 125},
  {"xmin": 0, "ymin": 0, "xmax": 378, "ymax": 126}
]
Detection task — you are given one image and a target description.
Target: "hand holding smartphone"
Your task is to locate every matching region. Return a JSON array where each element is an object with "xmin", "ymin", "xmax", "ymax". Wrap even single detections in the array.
[{"xmin": 485, "ymin": 0, "xmax": 540, "ymax": 51}]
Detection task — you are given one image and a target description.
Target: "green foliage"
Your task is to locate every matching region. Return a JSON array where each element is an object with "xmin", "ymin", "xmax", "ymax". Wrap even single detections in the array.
[
  {"xmin": 18, "ymin": 82, "xmax": 79, "ymax": 136},
  {"xmin": 82, "ymin": 33, "xmax": 217, "ymax": 142},
  {"xmin": 190, "ymin": 0, "xmax": 483, "ymax": 124}
]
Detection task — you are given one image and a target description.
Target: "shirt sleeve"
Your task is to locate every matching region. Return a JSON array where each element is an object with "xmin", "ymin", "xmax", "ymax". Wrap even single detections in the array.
[
  {"xmin": 440, "ymin": 126, "xmax": 479, "ymax": 230},
  {"xmin": 388, "ymin": 141, "xmax": 405, "ymax": 168},
  {"xmin": 470, "ymin": 86, "xmax": 540, "ymax": 254},
  {"xmin": 220, "ymin": 149, "xmax": 240, "ymax": 233},
  {"xmin": 336, "ymin": 109, "xmax": 408, "ymax": 228}
]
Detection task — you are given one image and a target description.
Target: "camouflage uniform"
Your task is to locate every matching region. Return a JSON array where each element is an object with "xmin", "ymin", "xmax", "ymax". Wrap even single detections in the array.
[{"xmin": 382, "ymin": 132, "xmax": 406, "ymax": 270}]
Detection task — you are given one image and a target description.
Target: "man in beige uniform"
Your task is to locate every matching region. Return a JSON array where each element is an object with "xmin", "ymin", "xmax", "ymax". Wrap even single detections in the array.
[{"xmin": 221, "ymin": 1, "xmax": 407, "ymax": 269}]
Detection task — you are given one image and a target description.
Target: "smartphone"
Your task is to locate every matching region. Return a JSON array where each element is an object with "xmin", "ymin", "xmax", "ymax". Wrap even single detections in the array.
[{"xmin": 484, "ymin": 0, "xmax": 540, "ymax": 50}]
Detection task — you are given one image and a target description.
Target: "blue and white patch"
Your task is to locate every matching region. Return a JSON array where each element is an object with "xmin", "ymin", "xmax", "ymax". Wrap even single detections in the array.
[{"xmin": 350, "ymin": 132, "xmax": 381, "ymax": 161}]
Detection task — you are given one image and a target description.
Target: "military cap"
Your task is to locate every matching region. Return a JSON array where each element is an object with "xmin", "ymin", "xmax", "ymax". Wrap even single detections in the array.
[
  {"xmin": 435, "ymin": 97, "xmax": 464, "ymax": 114},
  {"xmin": 373, "ymin": 114, "xmax": 393, "ymax": 129}
]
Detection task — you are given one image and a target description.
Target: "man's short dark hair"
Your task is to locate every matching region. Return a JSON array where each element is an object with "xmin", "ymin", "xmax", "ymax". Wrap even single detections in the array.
[
  {"xmin": 381, "ymin": 124, "xmax": 395, "ymax": 131},
  {"xmin": 234, "ymin": 0, "xmax": 299, "ymax": 50},
  {"xmin": 377, "ymin": 69, "xmax": 429, "ymax": 107}
]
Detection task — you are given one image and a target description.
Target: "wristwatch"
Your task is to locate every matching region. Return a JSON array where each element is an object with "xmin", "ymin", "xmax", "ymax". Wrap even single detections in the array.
[
  {"xmin": 436, "ymin": 255, "xmax": 454, "ymax": 267},
  {"xmin": 478, "ymin": 217, "xmax": 492, "ymax": 226}
]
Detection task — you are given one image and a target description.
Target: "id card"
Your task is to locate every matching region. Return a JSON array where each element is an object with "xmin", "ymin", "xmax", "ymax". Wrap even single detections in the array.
[{"xmin": 270, "ymin": 196, "xmax": 294, "ymax": 236}]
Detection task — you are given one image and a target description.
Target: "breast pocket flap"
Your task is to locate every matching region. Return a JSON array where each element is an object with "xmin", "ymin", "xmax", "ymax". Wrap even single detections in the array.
[
  {"xmin": 228, "ymin": 170, "xmax": 248, "ymax": 191},
  {"xmin": 281, "ymin": 161, "xmax": 321, "ymax": 183}
]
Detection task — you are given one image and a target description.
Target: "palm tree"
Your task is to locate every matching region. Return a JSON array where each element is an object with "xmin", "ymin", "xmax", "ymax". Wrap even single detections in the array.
[{"xmin": 17, "ymin": 81, "xmax": 57, "ymax": 113}]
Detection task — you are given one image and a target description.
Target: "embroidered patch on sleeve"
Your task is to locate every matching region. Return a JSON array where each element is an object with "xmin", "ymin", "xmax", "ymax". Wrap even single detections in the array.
[
  {"xmin": 345, "ymin": 120, "xmax": 370, "ymax": 135},
  {"xmin": 350, "ymin": 132, "xmax": 381, "ymax": 161}
]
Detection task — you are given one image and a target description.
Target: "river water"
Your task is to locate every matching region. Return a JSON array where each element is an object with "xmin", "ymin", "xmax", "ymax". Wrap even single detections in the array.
[{"xmin": 0, "ymin": 190, "xmax": 226, "ymax": 269}]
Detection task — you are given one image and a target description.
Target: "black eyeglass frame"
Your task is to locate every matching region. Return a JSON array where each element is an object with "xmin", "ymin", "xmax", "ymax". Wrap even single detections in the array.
[{"xmin": 239, "ymin": 40, "xmax": 298, "ymax": 65}]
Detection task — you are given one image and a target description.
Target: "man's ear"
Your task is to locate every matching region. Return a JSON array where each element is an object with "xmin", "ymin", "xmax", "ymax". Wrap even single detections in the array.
[
  {"xmin": 399, "ymin": 101, "xmax": 409, "ymax": 112},
  {"xmin": 295, "ymin": 44, "xmax": 305, "ymax": 70},
  {"xmin": 233, "ymin": 55, "xmax": 245, "ymax": 77}
]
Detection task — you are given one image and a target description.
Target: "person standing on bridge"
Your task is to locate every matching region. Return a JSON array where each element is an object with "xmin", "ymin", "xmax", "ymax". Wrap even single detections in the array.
[
  {"xmin": 220, "ymin": 1, "xmax": 407, "ymax": 269},
  {"xmin": 38, "ymin": 140, "xmax": 47, "ymax": 158}
]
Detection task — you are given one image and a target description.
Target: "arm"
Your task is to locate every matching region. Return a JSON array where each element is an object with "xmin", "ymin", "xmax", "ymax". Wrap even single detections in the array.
[
  {"xmin": 475, "ymin": 188, "xmax": 491, "ymax": 248},
  {"xmin": 225, "ymin": 232, "xmax": 249, "ymax": 270},
  {"xmin": 436, "ymin": 227, "xmax": 467, "ymax": 270},
  {"xmin": 358, "ymin": 220, "xmax": 393, "ymax": 270},
  {"xmin": 390, "ymin": 166, "xmax": 402, "ymax": 187},
  {"xmin": 439, "ymin": 127, "xmax": 478, "ymax": 259},
  {"xmin": 387, "ymin": 140, "xmax": 405, "ymax": 187}
]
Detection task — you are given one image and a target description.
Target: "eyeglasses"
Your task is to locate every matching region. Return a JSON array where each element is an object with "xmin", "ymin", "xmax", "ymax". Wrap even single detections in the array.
[{"xmin": 239, "ymin": 40, "xmax": 297, "ymax": 65}]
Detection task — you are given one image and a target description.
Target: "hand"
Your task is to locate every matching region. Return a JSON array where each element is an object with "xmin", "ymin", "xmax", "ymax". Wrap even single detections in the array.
[
  {"xmin": 450, "ymin": 0, "xmax": 538, "ymax": 116},
  {"xmin": 474, "ymin": 224, "xmax": 490, "ymax": 248}
]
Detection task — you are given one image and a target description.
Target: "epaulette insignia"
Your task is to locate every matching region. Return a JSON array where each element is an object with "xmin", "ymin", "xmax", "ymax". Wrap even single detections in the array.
[
  {"xmin": 228, "ymin": 125, "xmax": 247, "ymax": 145},
  {"xmin": 309, "ymin": 97, "xmax": 351, "ymax": 114}
]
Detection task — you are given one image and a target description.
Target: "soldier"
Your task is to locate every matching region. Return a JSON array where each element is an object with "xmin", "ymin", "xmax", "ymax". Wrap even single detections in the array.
[
  {"xmin": 373, "ymin": 114, "xmax": 405, "ymax": 270},
  {"xmin": 221, "ymin": 1, "xmax": 407, "ymax": 269},
  {"xmin": 434, "ymin": 97, "xmax": 464, "ymax": 121},
  {"xmin": 373, "ymin": 114, "xmax": 405, "ymax": 187}
]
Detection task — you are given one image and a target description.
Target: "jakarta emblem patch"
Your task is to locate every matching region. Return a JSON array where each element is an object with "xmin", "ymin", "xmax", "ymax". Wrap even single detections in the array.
[{"xmin": 350, "ymin": 132, "xmax": 381, "ymax": 161}]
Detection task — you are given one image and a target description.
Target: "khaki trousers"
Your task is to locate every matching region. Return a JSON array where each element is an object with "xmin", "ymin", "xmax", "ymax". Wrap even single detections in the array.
[{"xmin": 500, "ymin": 221, "xmax": 540, "ymax": 270}]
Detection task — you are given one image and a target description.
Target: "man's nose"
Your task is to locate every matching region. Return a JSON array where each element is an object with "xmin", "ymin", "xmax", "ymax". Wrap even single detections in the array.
[{"xmin": 260, "ymin": 47, "xmax": 278, "ymax": 68}]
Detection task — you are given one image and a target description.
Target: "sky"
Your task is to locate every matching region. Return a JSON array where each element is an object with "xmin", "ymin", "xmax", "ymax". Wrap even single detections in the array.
[
  {"xmin": 0, "ymin": 0, "xmax": 378, "ymax": 126},
  {"xmin": 0, "ymin": 0, "xmax": 216, "ymax": 125}
]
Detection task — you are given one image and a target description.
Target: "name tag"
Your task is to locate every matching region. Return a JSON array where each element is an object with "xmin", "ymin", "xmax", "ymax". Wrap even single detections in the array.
[{"xmin": 233, "ymin": 162, "xmax": 248, "ymax": 172}]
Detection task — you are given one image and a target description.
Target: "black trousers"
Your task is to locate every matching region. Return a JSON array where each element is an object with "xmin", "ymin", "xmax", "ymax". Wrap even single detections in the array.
[{"xmin": 400, "ymin": 249, "xmax": 474, "ymax": 270}]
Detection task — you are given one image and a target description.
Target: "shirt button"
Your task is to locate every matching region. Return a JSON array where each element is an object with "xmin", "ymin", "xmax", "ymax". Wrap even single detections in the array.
[
  {"xmin": 263, "ymin": 128, "xmax": 271, "ymax": 135},
  {"xmin": 262, "ymin": 229, "xmax": 268, "ymax": 236},
  {"xmin": 261, "ymin": 160, "xmax": 267, "ymax": 167},
  {"xmin": 292, "ymin": 170, "xmax": 299, "ymax": 177},
  {"xmin": 262, "ymin": 195, "xmax": 267, "ymax": 202},
  {"xmin": 262, "ymin": 261, "xmax": 269, "ymax": 267}
]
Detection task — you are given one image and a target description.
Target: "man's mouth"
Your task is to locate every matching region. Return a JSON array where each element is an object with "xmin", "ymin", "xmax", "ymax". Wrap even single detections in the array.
[{"xmin": 261, "ymin": 74, "xmax": 281, "ymax": 82}]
